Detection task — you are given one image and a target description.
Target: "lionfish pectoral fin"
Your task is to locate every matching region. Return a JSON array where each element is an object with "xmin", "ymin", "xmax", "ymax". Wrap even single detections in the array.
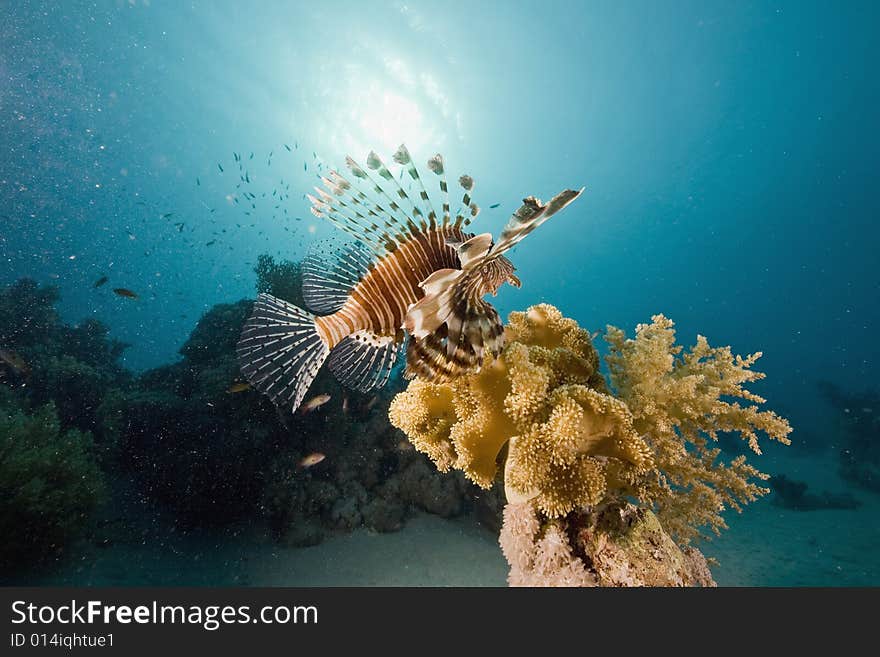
[
  {"xmin": 327, "ymin": 330, "xmax": 400, "ymax": 393},
  {"xmin": 404, "ymin": 268, "xmax": 504, "ymax": 382},
  {"xmin": 488, "ymin": 188, "xmax": 585, "ymax": 258},
  {"xmin": 447, "ymin": 232, "xmax": 493, "ymax": 268},
  {"xmin": 405, "ymin": 269, "xmax": 462, "ymax": 337},
  {"xmin": 237, "ymin": 293, "xmax": 330, "ymax": 411}
]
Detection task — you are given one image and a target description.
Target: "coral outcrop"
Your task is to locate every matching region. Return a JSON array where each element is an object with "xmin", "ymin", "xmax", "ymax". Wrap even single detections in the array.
[
  {"xmin": 0, "ymin": 389, "xmax": 105, "ymax": 570},
  {"xmin": 390, "ymin": 303, "xmax": 792, "ymax": 585},
  {"xmin": 500, "ymin": 501, "xmax": 715, "ymax": 587},
  {"xmin": 390, "ymin": 304, "xmax": 654, "ymax": 517}
]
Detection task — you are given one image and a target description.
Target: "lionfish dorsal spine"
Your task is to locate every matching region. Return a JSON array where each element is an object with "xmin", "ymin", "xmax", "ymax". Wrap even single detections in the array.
[
  {"xmin": 318, "ymin": 172, "xmax": 399, "ymax": 252},
  {"xmin": 426, "ymin": 154, "xmax": 451, "ymax": 227},
  {"xmin": 308, "ymin": 188, "xmax": 387, "ymax": 256},
  {"xmin": 344, "ymin": 154, "xmax": 420, "ymax": 244},
  {"xmin": 453, "ymin": 174, "xmax": 480, "ymax": 229},
  {"xmin": 365, "ymin": 149, "xmax": 425, "ymax": 230},
  {"xmin": 393, "ymin": 144, "xmax": 439, "ymax": 230}
]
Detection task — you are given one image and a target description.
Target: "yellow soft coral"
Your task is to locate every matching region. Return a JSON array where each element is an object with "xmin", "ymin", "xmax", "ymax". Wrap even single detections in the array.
[
  {"xmin": 390, "ymin": 303, "xmax": 653, "ymax": 515},
  {"xmin": 604, "ymin": 314, "xmax": 793, "ymax": 542}
]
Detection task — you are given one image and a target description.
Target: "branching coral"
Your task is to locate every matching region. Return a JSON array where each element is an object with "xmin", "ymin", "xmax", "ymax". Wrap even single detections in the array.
[
  {"xmin": 390, "ymin": 303, "xmax": 793, "ymax": 571},
  {"xmin": 604, "ymin": 314, "xmax": 792, "ymax": 542},
  {"xmin": 390, "ymin": 303, "xmax": 654, "ymax": 517}
]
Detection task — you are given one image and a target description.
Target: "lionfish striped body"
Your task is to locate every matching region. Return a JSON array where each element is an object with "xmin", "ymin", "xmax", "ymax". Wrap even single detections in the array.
[{"xmin": 237, "ymin": 145, "xmax": 583, "ymax": 411}]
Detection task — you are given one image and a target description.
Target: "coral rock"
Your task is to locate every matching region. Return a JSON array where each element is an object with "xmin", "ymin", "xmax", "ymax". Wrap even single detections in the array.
[{"xmin": 500, "ymin": 501, "xmax": 715, "ymax": 587}]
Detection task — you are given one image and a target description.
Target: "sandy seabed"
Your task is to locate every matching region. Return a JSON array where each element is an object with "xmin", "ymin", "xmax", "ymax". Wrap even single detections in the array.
[{"xmin": 13, "ymin": 448, "xmax": 878, "ymax": 587}]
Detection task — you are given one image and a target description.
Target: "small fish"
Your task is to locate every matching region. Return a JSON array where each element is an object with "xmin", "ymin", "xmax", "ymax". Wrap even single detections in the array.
[
  {"xmin": 304, "ymin": 162, "xmax": 307, "ymax": 171},
  {"xmin": 489, "ymin": 203, "xmax": 500, "ymax": 209},
  {"xmin": 161, "ymin": 212, "xmax": 174, "ymax": 219},
  {"xmin": 298, "ymin": 393, "xmax": 331, "ymax": 414},
  {"xmin": 396, "ymin": 440, "xmax": 413, "ymax": 452},
  {"xmin": 174, "ymin": 222, "xmax": 185, "ymax": 232},
  {"xmin": 297, "ymin": 452, "xmax": 326, "ymax": 470},
  {"xmin": 113, "ymin": 288, "xmax": 138, "ymax": 299},
  {"xmin": 93, "ymin": 275, "xmax": 109, "ymax": 288},
  {"xmin": 364, "ymin": 395, "xmax": 379, "ymax": 412},
  {"xmin": 245, "ymin": 172, "xmax": 250, "ymax": 183},
  {"xmin": 196, "ymin": 177, "xmax": 201, "ymax": 186},
  {"xmin": 206, "ymin": 240, "xmax": 216, "ymax": 246},
  {"xmin": 226, "ymin": 382, "xmax": 252, "ymax": 393},
  {"xmin": 218, "ymin": 163, "xmax": 224, "ymax": 173},
  {"xmin": 0, "ymin": 349, "xmax": 30, "ymax": 376},
  {"xmin": 284, "ymin": 144, "xmax": 292, "ymax": 151},
  {"xmin": 342, "ymin": 395, "xmax": 349, "ymax": 414},
  {"xmin": 249, "ymin": 152, "xmax": 254, "ymax": 160},
  {"xmin": 237, "ymin": 145, "xmax": 582, "ymax": 411}
]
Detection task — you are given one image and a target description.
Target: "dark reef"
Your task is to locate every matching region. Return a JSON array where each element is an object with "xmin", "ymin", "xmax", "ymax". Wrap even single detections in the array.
[
  {"xmin": 768, "ymin": 474, "xmax": 861, "ymax": 511},
  {"xmin": 819, "ymin": 381, "xmax": 880, "ymax": 493},
  {"xmin": 0, "ymin": 260, "xmax": 501, "ymax": 577}
]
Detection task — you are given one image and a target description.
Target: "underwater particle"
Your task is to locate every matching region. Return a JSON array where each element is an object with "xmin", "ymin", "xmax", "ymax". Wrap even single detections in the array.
[
  {"xmin": 112, "ymin": 288, "xmax": 138, "ymax": 299},
  {"xmin": 298, "ymin": 393, "xmax": 331, "ymax": 414},
  {"xmin": 226, "ymin": 382, "xmax": 252, "ymax": 393},
  {"xmin": 93, "ymin": 275, "xmax": 109, "ymax": 288},
  {"xmin": 297, "ymin": 452, "xmax": 326, "ymax": 470},
  {"xmin": 174, "ymin": 222, "xmax": 185, "ymax": 232}
]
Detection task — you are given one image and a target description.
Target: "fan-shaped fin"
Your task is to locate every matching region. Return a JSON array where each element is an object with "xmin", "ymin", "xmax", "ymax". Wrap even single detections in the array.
[
  {"xmin": 302, "ymin": 240, "xmax": 374, "ymax": 314},
  {"xmin": 451, "ymin": 233, "xmax": 493, "ymax": 267},
  {"xmin": 237, "ymin": 294, "xmax": 330, "ymax": 411},
  {"xmin": 489, "ymin": 188, "xmax": 584, "ymax": 258},
  {"xmin": 327, "ymin": 330, "xmax": 400, "ymax": 393}
]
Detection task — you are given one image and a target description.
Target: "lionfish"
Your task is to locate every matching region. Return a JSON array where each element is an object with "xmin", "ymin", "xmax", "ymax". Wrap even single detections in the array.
[{"xmin": 237, "ymin": 145, "xmax": 583, "ymax": 411}]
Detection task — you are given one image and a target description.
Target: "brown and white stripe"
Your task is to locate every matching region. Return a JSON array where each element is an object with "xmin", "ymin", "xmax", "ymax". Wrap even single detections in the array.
[{"xmin": 238, "ymin": 144, "xmax": 584, "ymax": 412}]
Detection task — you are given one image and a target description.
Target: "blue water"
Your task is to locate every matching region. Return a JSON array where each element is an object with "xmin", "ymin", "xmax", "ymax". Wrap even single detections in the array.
[{"xmin": 2, "ymin": 1, "xmax": 877, "ymax": 585}]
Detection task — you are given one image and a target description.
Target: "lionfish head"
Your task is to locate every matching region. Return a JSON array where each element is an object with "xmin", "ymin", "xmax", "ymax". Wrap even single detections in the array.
[{"xmin": 476, "ymin": 254, "xmax": 521, "ymax": 295}]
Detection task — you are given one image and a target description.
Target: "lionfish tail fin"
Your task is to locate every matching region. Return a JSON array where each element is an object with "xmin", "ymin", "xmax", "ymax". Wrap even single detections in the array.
[
  {"xmin": 403, "ymin": 263, "xmax": 504, "ymax": 381},
  {"xmin": 237, "ymin": 293, "xmax": 330, "ymax": 411}
]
